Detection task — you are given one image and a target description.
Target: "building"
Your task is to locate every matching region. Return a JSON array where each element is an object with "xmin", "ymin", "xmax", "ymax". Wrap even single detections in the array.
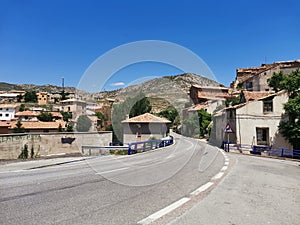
[
  {"xmin": 8, "ymin": 120, "xmax": 66, "ymax": 133},
  {"xmin": 15, "ymin": 111, "xmax": 39, "ymax": 121},
  {"xmin": 233, "ymin": 60, "xmax": 300, "ymax": 92},
  {"xmin": 210, "ymin": 90, "xmax": 291, "ymax": 149},
  {"xmin": 37, "ymin": 92, "xmax": 50, "ymax": 105},
  {"xmin": 122, "ymin": 113, "xmax": 171, "ymax": 143},
  {"xmin": 0, "ymin": 104, "xmax": 19, "ymax": 121},
  {"xmin": 59, "ymin": 98, "xmax": 87, "ymax": 118}
]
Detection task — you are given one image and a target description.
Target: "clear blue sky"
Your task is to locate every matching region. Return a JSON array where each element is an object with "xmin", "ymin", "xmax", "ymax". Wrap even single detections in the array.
[{"xmin": 1, "ymin": 0, "xmax": 299, "ymax": 91}]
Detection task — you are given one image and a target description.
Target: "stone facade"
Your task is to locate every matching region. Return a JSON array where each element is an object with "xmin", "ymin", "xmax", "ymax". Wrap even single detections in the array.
[{"xmin": 0, "ymin": 131, "xmax": 112, "ymax": 160}]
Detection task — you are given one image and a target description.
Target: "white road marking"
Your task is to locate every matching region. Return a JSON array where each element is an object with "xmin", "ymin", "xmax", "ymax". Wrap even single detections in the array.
[
  {"xmin": 221, "ymin": 165, "xmax": 228, "ymax": 171},
  {"xmin": 96, "ymin": 167, "xmax": 129, "ymax": 175},
  {"xmin": 190, "ymin": 182, "xmax": 214, "ymax": 196},
  {"xmin": 211, "ymin": 171, "xmax": 224, "ymax": 180},
  {"xmin": 137, "ymin": 197, "xmax": 190, "ymax": 225},
  {"xmin": 224, "ymin": 161, "xmax": 229, "ymax": 165}
]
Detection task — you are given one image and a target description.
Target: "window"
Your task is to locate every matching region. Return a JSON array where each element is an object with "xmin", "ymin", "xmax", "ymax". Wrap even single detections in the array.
[
  {"xmin": 263, "ymin": 100, "xmax": 273, "ymax": 112},
  {"xmin": 256, "ymin": 128, "xmax": 269, "ymax": 145},
  {"xmin": 0, "ymin": 114, "xmax": 2, "ymax": 117},
  {"xmin": 246, "ymin": 81, "xmax": 253, "ymax": 90},
  {"xmin": 5, "ymin": 114, "xmax": 9, "ymax": 117}
]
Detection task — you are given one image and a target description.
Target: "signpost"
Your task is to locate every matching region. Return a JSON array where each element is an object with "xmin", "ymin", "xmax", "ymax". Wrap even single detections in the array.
[{"xmin": 224, "ymin": 123, "xmax": 234, "ymax": 152}]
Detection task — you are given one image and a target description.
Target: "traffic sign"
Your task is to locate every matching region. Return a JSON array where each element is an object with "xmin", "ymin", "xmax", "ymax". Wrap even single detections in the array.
[{"xmin": 224, "ymin": 123, "xmax": 234, "ymax": 133}]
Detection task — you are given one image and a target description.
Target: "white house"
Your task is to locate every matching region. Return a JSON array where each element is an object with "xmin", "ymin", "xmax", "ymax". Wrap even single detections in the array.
[
  {"xmin": 210, "ymin": 90, "xmax": 292, "ymax": 149},
  {"xmin": 0, "ymin": 104, "xmax": 19, "ymax": 121}
]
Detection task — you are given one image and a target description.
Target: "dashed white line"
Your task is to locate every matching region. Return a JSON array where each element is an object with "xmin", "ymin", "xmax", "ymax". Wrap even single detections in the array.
[
  {"xmin": 224, "ymin": 161, "xmax": 229, "ymax": 165},
  {"xmin": 190, "ymin": 181, "xmax": 214, "ymax": 196},
  {"xmin": 221, "ymin": 165, "xmax": 228, "ymax": 171},
  {"xmin": 211, "ymin": 171, "xmax": 224, "ymax": 180},
  {"xmin": 137, "ymin": 197, "xmax": 190, "ymax": 225}
]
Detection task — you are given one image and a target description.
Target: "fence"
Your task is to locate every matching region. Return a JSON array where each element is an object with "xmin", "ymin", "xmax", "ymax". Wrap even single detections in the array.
[
  {"xmin": 128, "ymin": 137, "xmax": 174, "ymax": 155},
  {"xmin": 222, "ymin": 141, "xmax": 300, "ymax": 159},
  {"xmin": 82, "ymin": 136, "xmax": 174, "ymax": 156}
]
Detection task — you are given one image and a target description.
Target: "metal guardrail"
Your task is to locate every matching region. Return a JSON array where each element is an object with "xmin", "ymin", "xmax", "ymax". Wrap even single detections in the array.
[
  {"xmin": 222, "ymin": 141, "xmax": 300, "ymax": 159},
  {"xmin": 128, "ymin": 138, "xmax": 174, "ymax": 155},
  {"xmin": 82, "ymin": 136, "xmax": 174, "ymax": 156},
  {"xmin": 81, "ymin": 145, "xmax": 128, "ymax": 156}
]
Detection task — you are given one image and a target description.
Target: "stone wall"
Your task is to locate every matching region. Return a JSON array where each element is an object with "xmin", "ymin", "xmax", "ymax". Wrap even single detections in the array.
[{"xmin": 0, "ymin": 131, "xmax": 112, "ymax": 160}]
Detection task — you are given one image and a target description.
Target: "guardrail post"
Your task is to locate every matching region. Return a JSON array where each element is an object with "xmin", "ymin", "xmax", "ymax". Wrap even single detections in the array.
[{"xmin": 281, "ymin": 148, "xmax": 284, "ymax": 157}]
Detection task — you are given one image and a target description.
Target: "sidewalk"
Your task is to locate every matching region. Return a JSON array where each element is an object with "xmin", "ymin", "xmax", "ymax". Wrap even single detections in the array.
[{"xmin": 0, "ymin": 157, "xmax": 88, "ymax": 173}]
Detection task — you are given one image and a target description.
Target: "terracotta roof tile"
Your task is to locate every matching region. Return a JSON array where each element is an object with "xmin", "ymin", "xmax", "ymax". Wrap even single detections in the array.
[{"xmin": 122, "ymin": 113, "xmax": 171, "ymax": 123}]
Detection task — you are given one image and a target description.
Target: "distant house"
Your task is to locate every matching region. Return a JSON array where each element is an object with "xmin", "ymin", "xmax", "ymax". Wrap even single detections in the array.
[
  {"xmin": 15, "ymin": 110, "xmax": 39, "ymax": 121},
  {"xmin": 37, "ymin": 92, "xmax": 50, "ymax": 105},
  {"xmin": 0, "ymin": 104, "xmax": 19, "ymax": 121},
  {"xmin": 59, "ymin": 98, "xmax": 87, "ymax": 118},
  {"xmin": 233, "ymin": 60, "xmax": 300, "ymax": 92},
  {"xmin": 210, "ymin": 90, "xmax": 292, "ymax": 149},
  {"xmin": 183, "ymin": 85, "xmax": 230, "ymax": 119},
  {"xmin": 9, "ymin": 120, "xmax": 66, "ymax": 133},
  {"xmin": 122, "ymin": 113, "xmax": 171, "ymax": 143}
]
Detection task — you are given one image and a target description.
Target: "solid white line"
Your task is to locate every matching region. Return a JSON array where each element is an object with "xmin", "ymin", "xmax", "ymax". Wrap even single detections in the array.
[
  {"xmin": 137, "ymin": 197, "xmax": 190, "ymax": 225},
  {"xmin": 212, "ymin": 171, "xmax": 224, "ymax": 180},
  {"xmin": 221, "ymin": 165, "xmax": 228, "ymax": 171},
  {"xmin": 190, "ymin": 182, "xmax": 214, "ymax": 196},
  {"xmin": 96, "ymin": 167, "xmax": 129, "ymax": 175}
]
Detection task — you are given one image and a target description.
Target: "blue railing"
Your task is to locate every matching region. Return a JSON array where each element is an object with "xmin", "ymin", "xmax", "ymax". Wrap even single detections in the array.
[
  {"xmin": 128, "ymin": 137, "xmax": 174, "ymax": 155},
  {"xmin": 222, "ymin": 141, "xmax": 300, "ymax": 159}
]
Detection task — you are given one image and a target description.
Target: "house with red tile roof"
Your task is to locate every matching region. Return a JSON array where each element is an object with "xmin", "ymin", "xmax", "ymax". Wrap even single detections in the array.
[{"xmin": 122, "ymin": 113, "xmax": 171, "ymax": 143}]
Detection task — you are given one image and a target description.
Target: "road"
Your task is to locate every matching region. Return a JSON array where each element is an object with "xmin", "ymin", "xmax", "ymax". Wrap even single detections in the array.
[
  {"xmin": 168, "ymin": 154, "xmax": 300, "ymax": 225},
  {"xmin": 0, "ymin": 135, "xmax": 224, "ymax": 225},
  {"xmin": 1, "ymin": 135, "xmax": 299, "ymax": 225}
]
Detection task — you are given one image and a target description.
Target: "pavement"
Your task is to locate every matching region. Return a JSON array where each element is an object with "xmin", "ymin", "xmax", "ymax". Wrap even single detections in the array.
[{"xmin": 0, "ymin": 157, "xmax": 89, "ymax": 172}]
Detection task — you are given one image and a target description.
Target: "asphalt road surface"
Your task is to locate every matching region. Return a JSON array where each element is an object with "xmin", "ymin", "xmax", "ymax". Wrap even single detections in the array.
[
  {"xmin": 168, "ymin": 154, "xmax": 300, "ymax": 225},
  {"xmin": 1, "ymin": 135, "xmax": 299, "ymax": 225},
  {"xmin": 0, "ymin": 135, "xmax": 224, "ymax": 225}
]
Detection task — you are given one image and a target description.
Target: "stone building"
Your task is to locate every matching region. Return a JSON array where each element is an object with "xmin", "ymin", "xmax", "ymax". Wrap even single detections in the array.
[{"xmin": 122, "ymin": 113, "xmax": 171, "ymax": 143}]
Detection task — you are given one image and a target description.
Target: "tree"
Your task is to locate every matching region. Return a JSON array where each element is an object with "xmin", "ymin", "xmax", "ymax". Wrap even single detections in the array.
[
  {"xmin": 19, "ymin": 104, "xmax": 26, "ymax": 112},
  {"xmin": 61, "ymin": 111, "xmax": 72, "ymax": 122},
  {"xmin": 129, "ymin": 95, "xmax": 151, "ymax": 117},
  {"xmin": 198, "ymin": 109, "xmax": 212, "ymax": 137},
  {"xmin": 76, "ymin": 115, "xmax": 92, "ymax": 132},
  {"xmin": 95, "ymin": 112, "xmax": 105, "ymax": 120},
  {"xmin": 225, "ymin": 96, "xmax": 240, "ymax": 106},
  {"xmin": 12, "ymin": 120, "xmax": 26, "ymax": 133},
  {"xmin": 58, "ymin": 123, "xmax": 63, "ymax": 132},
  {"xmin": 66, "ymin": 122, "xmax": 74, "ymax": 132},
  {"xmin": 24, "ymin": 91, "xmax": 37, "ymax": 103},
  {"xmin": 37, "ymin": 112, "xmax": 53, "ymax": 122},
  {"xmin": 158, "ymin": 106, "xmax": 178, "ymax": 126},
  {"xmin": 268, "ymin": 69, "xmax": 300, "ymax": 149}
]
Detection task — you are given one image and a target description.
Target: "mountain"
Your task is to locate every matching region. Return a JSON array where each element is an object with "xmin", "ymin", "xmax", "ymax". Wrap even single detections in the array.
[
  {"xmin": 92, "ymin": 73, "xmax": 223, "ymax": 111},
  {"xmin": 1, "ymin": 73, "xmax": 224, "ymax": 111}
]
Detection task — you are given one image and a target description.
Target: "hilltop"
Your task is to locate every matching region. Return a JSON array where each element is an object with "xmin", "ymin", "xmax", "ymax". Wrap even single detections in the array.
[{"xmin": 1, "ymin": 73, "xmax": 223, "ymax": 110}]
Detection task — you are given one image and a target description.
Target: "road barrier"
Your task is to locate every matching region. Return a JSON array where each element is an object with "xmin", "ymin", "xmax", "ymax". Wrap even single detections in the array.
[
  {"xmin": 222, "ymin": 142, "xmax": 300, "ymax": 159},
  {"xmin": 82, "ymin": 136, "xmax": 174, "ymax": 156}
]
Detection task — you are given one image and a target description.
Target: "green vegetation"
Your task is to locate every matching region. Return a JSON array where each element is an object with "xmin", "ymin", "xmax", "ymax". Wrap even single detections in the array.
[
  {"xmin": 37, "ymin": 112, "xmax": 53, "ymax": 122},
  {"xmin": 30, "ymin": 146, "xmax": 35, "ymax": 158},
  {"xmin": 157, "ymin": 106, "xmax": 179, "ymax": 126},
  {"xmin": 111, "ymin": 92, "xmax": 151, "ymax": 142},
  {"xmin": 95, "ymin": 112, "xmax": 105, "ymax": 120},
  {"xmin": 12, "ymin": 121, "xmax": 26, "ymax": 133},
  {"xmin": 225, "ymin": 96, "xmax": 240, "ymax": 106},
  {"xmin": 268, "ymin": 69, "xmax": 300, "ymax": 149},
  {"xmin": 76, "ymin": 115, "xmax": 92, "ymax": 132},
  {"xmin": 182, "ymin": 109, "xmax": 212, "ymax": 138},
  {"xmin": 18, "ymin": 144, "xmax": 28, "ymax": 159},
  {"xmin": 61, "ymin": 111, "xmax": 72, "ymax": 122},
  {"xmin": 24, "ymin": 91, "xmax": 38, "ymax": 103},
  {"xmin": 129, "ymin": 94, "xmax": 151, "ymax": 117},
  {"xmin": 66, "ymin": 122, "xmax": 74, "ymax": 132}
]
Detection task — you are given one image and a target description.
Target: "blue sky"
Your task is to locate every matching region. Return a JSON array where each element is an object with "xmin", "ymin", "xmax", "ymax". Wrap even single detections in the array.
[{"xmin": 0, "ymin": 0, "xmax": 299, "ymax": 91}]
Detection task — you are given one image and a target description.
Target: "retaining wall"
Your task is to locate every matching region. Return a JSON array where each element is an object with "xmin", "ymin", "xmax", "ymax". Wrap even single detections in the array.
[{"xmin": 0, "ymin": 132, "xmax": 112, "ymax": 160}]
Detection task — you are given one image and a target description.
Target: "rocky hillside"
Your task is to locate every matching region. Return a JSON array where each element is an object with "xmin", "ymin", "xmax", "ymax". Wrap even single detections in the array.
[{"xmin": 93, "ymin": 73, "xmax": 223, "ymax": 110}]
